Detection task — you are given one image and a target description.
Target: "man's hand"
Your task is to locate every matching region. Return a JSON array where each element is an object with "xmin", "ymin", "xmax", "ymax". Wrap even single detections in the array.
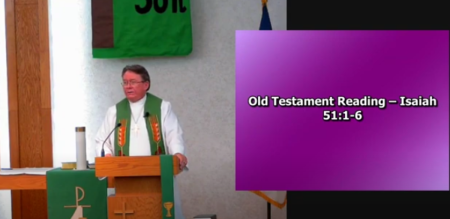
[
  {"xmin": 175, "ymin": 153, "xmax": 187, "ymax": 170},
  {"xmin": 105, "ymin": 154, "xmax": 112, "ymax": 157}
]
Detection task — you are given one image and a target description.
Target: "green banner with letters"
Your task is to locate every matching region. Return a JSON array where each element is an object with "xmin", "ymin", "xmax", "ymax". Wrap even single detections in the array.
[{"xmin": 91, "ymin": 0, "xmax": 193, "ymax": 58}]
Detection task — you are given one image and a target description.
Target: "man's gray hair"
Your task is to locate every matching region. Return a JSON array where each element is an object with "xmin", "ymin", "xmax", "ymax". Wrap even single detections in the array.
[{"xmin": 122, "ymin": 64, "xmax": 150, "ymax": 91}]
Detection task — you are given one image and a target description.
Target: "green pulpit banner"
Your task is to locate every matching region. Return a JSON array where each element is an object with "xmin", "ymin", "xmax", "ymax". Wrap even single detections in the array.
[
  {"xmin": 161, "ymin": 155, "xmax": 175, "ymax": 218},
  {"xmin": 91, "ymin": 0, "xmax": 193, "ymax": 59},
  {"xmin": 46, "ymin": 168, "xmax": 107, "ymax": 219}
]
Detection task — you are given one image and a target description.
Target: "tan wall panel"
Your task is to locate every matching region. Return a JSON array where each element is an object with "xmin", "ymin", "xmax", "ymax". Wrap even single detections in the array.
[
  {"xmin": 15, "ymin": 1, "xmax": 43, "ymax": 165},
  {"xmin": 6, "ymin": 0, "xmax": 53, "ymax": 218}
]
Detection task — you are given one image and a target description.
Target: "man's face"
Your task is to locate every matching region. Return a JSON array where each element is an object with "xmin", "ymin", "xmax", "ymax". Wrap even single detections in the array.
[{"xmin": 122, "ymin": 71, "xmax": 149, "ymax": 102}]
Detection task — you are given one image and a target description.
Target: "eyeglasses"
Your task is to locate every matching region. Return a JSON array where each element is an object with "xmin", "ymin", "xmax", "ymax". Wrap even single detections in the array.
[{"xmin": 122, "ymin": 81, "xmax": 145, "ymax": 86}]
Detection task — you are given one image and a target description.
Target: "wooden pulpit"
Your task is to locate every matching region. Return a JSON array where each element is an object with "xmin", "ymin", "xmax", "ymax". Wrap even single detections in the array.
[{"xmin": 95, "ymin": 156, "xmax": 181, "ymax": 219}]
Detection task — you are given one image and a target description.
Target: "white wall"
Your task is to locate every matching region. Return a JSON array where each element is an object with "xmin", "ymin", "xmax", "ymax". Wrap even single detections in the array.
[
  {"xmin": 0, "ymin": 0, "xmax": 286, "ymax": 218},
  {"xmin": 0, "ymin": 0, "xmax": 12, "ymax": 218}
]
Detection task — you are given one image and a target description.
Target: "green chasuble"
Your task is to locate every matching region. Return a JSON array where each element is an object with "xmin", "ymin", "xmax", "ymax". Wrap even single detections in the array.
[
  {"xmin": 115, "ymin": 93, "xmax": 176, "ymax": 218},
  {"xmin": 46, "ymin": 168, "xmax": 107, "ymax": 219},
  {"xmin": 91, "ymin": 0, "xmax": 193, "ymax": 59},
  {"xmin": 115, "ymin": 92, "xmax": 166, "ymax": 156}
]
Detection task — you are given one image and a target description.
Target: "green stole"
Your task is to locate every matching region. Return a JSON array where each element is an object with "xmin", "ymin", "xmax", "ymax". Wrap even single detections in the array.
[
  {"xmin": 114, "ymin": 92, "xmax": 166, "ymax": 156},
  {"xmin": 114, "ymin": 93, "xmax": 175, "ymax": 218}
]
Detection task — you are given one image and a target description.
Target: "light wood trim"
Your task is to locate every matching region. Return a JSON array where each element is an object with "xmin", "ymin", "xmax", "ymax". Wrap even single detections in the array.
[
  {"xmin": 38, "ymin": 0, "xmax": 53, "ymax": 167},
  {"xmin": 0, "ymin": 174, "xmax": 114, "ymax": 190},
  {"xmin": 38, "ymin": 0, "xmax": 51, "ymax": 109},
  {"xmin": 108, "ymin": 177, "xmax": 115, "ymax": 188},
  {"xmin": 5, "ymin": 0, "xmax": 17, "ymax": 112},
  {"xmin": 0, "ymin": 175, "xmax": 47, "ymax": 190},
  {"xmin": 5, "ymin": 1, "xmax": 22, "ymax": 218},
  {"xmin": 5, "ymin": 0, "xmax": 19, "ymax": 167},
  {"xmin": 40, "ymin": 108, "xmax": 53, "ymax": 166},
  {"xmin": 95, "ymin": 156, "xmax": 181, "ymax": 177}
]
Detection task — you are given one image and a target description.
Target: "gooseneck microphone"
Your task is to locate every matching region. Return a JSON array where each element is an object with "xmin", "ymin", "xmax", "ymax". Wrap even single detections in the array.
[{"xmin": 101, "ymin": 123, "xmax": 121, "ymax": 157}]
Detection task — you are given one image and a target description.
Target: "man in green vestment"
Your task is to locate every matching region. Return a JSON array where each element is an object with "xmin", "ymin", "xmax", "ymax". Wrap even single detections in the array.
[{"xmin": 95, "ymin": 64, "xmax": 188, "ymax": 218}]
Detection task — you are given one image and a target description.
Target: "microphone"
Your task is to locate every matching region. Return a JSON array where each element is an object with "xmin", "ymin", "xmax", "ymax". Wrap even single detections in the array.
[
  {"xmin": 144, "ymin": 112, "xmax": 150, "ymax": 118},
  {"xmin": 101, "ymin": 123, "xmax": 121, "ymax": 157}
]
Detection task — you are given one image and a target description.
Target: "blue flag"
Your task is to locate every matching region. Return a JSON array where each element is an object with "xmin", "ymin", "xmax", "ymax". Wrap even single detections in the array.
[{"xmin": 259, "ymin": 1, "xmax": 272, "ymax": 30}]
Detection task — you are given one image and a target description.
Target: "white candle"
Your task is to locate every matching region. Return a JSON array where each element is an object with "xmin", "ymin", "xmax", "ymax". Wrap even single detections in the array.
[{"xmin": 75, "ymin": 127, "xmax": 87, "ymax": 170}]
